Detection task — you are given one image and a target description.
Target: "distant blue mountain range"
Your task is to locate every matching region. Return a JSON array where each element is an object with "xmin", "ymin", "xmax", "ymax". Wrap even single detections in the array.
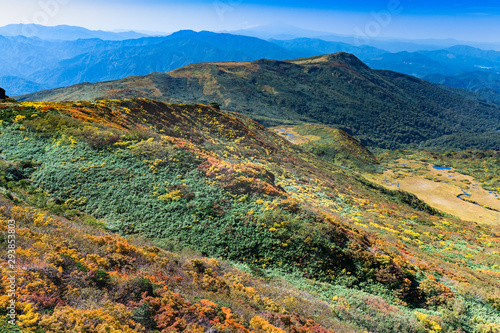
[
  {"xmin": 0, "ymin": 29, "xmax": 303, "ymax": 95},
  {"xmin": 0, "ymin": 24, "xmax": 149, "ymax": 41}
]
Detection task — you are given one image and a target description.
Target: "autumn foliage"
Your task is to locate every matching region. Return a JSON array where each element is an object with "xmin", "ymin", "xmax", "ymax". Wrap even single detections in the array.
[{"xmin": 0, "ymin": 99, "xmax": 499, "ymax": 332}]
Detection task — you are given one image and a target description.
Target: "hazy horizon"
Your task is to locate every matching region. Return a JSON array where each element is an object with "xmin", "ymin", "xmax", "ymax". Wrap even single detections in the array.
[{"xmin": 1, "ymin": 0, "xmax": 499, "ymax": 44}]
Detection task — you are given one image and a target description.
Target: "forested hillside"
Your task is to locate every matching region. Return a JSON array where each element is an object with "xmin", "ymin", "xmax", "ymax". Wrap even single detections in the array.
[{"xmin": 19, "ymin": 53, "xmax": 500, "ymax": 149}]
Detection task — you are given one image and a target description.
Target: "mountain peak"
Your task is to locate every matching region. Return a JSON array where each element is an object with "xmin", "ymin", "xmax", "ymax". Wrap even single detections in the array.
[
  {"xmin": 329, "ymin": 52, "xmax": 371, "ymax": 69},
  {"xmin": 168, "ymin": 29, "xmax": 198, "ymax": 37},
  {"xmin": 289, "ymin": 52, "xmax": 371, "ymax": 70}
]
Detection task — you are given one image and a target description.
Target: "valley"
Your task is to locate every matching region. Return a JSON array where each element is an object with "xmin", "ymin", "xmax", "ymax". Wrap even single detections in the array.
[
  {"xmin": 275, "ymin": 124, "xmax": 500, "ymax": 225},
  {"xmin": 368, "ymin": 159, "xmax": 500, "ymax": 225}
]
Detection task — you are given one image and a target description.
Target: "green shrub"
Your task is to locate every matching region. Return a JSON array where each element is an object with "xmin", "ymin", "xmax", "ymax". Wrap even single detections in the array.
[
  {"xmin": 89, "ymin": 270, "xmax": 110, "ymax": 288},
  {"xmin": 0, "ymin": 316, "xmax": 22, "ymax": 333},
  {"xmin": 127, "ymin": 138, "xmax": 173, "ymax": 158},
  {"xmin": 25, "ymin": 113, "xmax": 81, "ymax": 135}
]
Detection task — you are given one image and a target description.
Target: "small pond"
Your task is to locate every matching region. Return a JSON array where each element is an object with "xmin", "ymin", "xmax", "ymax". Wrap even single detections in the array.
[{"xmin": 433, "ymin": 166, "xmax": 451, "ymax": 170}]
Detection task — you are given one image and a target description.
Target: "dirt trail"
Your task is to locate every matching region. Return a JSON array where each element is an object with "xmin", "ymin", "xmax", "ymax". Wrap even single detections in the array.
[{"xmin": 368, "ymin": 159, "xmax": 500, "ymax": 225}]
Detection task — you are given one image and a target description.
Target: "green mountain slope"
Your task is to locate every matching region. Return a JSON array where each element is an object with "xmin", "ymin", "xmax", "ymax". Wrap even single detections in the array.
[
  {"xmin": 0, "ymin": 174, "xmax": 364, "ymax": 333},
  {"xmin": 273, "ymin": 124, "xmax": 378, "ymax": 171},
  {"xmin": 423, "ymin": 71, "xmax": 500, "ymax": 104},
  {"xmin": 19, "ymin": 53, "xmax": 500, "ymax": 149},
  {"xmin": 1, "ymin": 98, "xmax": 500, "ymax": 332}
]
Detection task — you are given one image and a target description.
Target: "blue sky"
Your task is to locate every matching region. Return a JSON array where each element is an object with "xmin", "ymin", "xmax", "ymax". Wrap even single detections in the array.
[{"xmin": 1, "ymin": 0, "xmax": 499, "ymax": 43}]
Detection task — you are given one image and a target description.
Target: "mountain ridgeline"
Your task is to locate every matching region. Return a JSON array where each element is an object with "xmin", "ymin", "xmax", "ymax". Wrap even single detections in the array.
[
  {"xmin": 4, "ymin": 26, "xmax": 500, "ymax": 100},
  {"xmin": 0, "ymin": 30, "xmax": 301, "ymax": 95},
  {"xmin": 20, "ymin": 53, "xmax": 500, "ymax": 150}
]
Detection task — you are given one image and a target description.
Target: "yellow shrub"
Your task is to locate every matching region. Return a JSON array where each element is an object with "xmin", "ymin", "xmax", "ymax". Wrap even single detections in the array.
[
  {"xmin": 34, "ymin": 212, "xmax": 51, "ymax": 226},
  {"xmin": 415, "ymin": 312, "xmax": 442, "ymax": 333},
  {"xmin": 14, "ymin": 115, "xmax": 26, "ymax": 123},
  {"xmin": 477, "ymin": 323, "xmax": 500, "ymax": 333},
  {"xmin": 17, "ymin": 302, "xmax": 40, "ymax": 332},
  {"xmin": 250, "ymin": 316, "xmax": 285, "ymax": 333},
  {"xmin": 159, "ymin": 190, "xmax": 182, "ymax": 202}
]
